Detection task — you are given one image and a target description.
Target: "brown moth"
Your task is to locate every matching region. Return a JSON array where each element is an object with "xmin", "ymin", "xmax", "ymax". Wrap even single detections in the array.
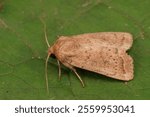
[{"xmin": 41, "ymin": 20, "xmax": 133, "ymax": 93}]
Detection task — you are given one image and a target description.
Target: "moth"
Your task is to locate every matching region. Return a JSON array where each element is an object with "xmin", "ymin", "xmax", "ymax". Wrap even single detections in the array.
[{"xmin": 41, "ymin": 21, "xmax": 134, "ymax": 93}]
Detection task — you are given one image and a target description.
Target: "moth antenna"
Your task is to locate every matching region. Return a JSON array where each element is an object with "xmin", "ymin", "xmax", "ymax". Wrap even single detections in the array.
[
  {"xmin": 45, "ymin": 53, "xmax": 51, "ymax": 94},
  {"xmin": 40, "ymin": 17, "xmax": 51, "ymax": 94},
  {"xmin": 40, "ymin": 17, "xmax": 50, "ymax": 47},
  {"xmin": 44, "ymin": 23, "xmax": 50, "ymax": 48}
]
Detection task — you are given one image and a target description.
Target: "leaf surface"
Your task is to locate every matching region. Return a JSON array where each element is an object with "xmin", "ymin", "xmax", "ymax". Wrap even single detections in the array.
[{"xmin": 0, "ymin": 0, "xmax": 150, "ymax": 99}]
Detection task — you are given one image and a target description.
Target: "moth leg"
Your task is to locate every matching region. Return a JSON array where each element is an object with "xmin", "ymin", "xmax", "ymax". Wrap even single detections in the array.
[
  {"xmin": 71, "ymin": 67, "xmax": 85, "ymax": 87},
  {"xmin": 57, "ymin": 59, "xmax": 61, "ymax": 80},
  {"xmin": 61, "ymin": 62, "xmax": 85, "ymax": 87}
]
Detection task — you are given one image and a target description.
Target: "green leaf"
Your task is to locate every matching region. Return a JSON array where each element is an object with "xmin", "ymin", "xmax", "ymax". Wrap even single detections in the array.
[{"xmin": 0, "ymin": 0, "xmax": 150, "ymax": 99}]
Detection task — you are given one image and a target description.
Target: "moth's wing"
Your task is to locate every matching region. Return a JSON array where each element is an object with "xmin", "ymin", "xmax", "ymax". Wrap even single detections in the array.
[
  {"xmin": 55, "ymin": 32, "xmax": 133, "ymax": 81},
  {"xmin": 61, "ymin": 46, "xmax": 133, "ymax": 81},
  {"xmin": 71, "ymin": 32, "xmax": 133, "ymax": 50}
]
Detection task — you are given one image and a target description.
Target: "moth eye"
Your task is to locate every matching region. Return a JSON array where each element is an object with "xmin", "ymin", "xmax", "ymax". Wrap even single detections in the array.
[{"xmin": 51, "ymin": 54, "xmax": 56, "ymax": 58}]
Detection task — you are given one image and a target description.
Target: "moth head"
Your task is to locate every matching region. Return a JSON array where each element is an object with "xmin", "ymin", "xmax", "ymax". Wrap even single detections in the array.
[{"xmin": 48, "ymin": 47, "xmax": 53, "ymax": 55}]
